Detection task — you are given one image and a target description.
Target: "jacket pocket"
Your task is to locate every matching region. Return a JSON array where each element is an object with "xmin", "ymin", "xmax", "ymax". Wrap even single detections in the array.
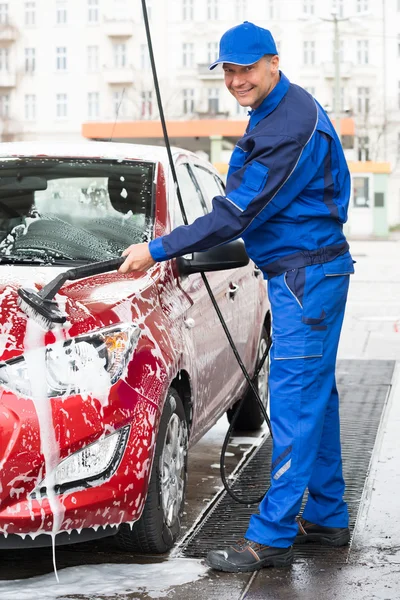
[
  {"xmin": 274, "ymin": 336, "xmax": 323, "ymax": 360},
  {"xmin": 322, "ymin": 252, "xmax": 355, "ymax": 276},
  {"xmin": 228, "ymin": 161, "xmax": 269, "ymax": 212}
]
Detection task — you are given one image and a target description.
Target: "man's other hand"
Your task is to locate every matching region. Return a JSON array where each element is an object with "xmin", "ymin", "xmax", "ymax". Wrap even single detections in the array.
[{"xmin": 118, "ymin": 243, "xmax": 156, "ymax": 274}]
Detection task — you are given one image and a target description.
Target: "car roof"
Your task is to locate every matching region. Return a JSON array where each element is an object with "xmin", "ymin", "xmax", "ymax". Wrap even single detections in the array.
[{"xmin": 0, "ymin": 141, "xmax": 197, "ymax": 167}]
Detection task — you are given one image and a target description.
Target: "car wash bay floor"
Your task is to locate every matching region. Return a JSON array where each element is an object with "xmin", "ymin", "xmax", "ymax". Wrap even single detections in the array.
[{"xmin": 0, "ymin": 241, "xmax": 400, "ymax": 600}]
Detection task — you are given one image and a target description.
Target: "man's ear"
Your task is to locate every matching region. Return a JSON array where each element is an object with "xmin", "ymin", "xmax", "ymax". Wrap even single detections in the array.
[{"xmin": 270, "ymin": 55, "xmax": 279, "ymax": 74}]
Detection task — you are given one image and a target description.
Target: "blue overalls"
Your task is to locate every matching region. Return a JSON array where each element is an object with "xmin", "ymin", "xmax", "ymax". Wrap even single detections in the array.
[{"xmin": 149, "ymin": 71, "xmax": 354, "ymax": 548}]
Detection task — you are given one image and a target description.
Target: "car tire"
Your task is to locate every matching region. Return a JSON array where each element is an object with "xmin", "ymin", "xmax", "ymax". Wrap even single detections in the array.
[
  {"xmin": 227, "ymin": 323, "xmax": 270, "ymax": 431},
  {"xmin": 116, "ymin": 387, "xmax": 188, "ymax": 554}
]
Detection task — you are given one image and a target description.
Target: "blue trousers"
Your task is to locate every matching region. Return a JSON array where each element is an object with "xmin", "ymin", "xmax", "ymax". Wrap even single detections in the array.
[{"xmin": 246, "ymin": 252, "xmax": 354, "ymax": 548}]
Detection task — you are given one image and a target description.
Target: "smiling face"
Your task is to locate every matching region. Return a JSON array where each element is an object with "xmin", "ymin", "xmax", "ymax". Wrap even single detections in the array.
[{"xmin": 223, "ymin": 55, "xmax": 280, "ymax": 109}]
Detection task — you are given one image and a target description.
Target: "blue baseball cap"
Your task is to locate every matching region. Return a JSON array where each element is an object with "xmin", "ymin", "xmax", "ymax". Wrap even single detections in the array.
[{"xmin": 209, "ymin": 22, "xmax": 278, "ymax": 70}]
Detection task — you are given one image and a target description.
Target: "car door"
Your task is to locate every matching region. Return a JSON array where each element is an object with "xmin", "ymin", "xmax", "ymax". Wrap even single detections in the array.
[
  {"xmin": 172, "ymin": 159, "xmax": 238, "ymax": 433},
  {"xmin": 190, "ymin": 163, "xmax": 260, "ymax": 395}
]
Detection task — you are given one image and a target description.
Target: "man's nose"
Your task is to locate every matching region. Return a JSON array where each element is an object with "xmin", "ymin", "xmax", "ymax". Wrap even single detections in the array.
[{"xmin": 231, "ymin": 74, "xmax": 246, "ymax": 89}]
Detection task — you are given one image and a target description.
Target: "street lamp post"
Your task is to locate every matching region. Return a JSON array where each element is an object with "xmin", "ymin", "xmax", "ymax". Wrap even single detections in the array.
[{"xmin": 332, "ymin": 12, "xmax": 341, "ymax": 139}]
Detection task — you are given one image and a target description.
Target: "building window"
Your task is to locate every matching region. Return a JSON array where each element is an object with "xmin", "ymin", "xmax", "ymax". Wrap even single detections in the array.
[
  {"xmin": 356, "ymin": 0, "xmax": 368, "ymax": 11},
  {"xmin": 303, "ymin": 0, "xmax": 314, "ymax": 14},
  {"xmin": 268, "ymin": 0, "xmax": 275, "ymax": 19},
  {"xmin": 398, "ymin": 34, "xmax": 400, "ymax": 57},
  {"xmin": 235, "ymin": 0, "xmax": 246, "ymax": 20},
  {"xmin": 113, "ymin": 90, "xmax": 126, "ymax": 117},
  {"xmin": 140, "ymin": 44, "xmax": 150, "ymax": 70},
  {"xmin": 236, "ymin": 102, "xmax": 248, "ymax": 116},
  {"xmin": 113, "ymin": 43, "xmax": 126, "ymax": 68},
  {"xmin": 357, "ymin": 40, "xmax": 369, "ymax": 64},
  {"xmin": 182, "ymin": 42, "xmax": 194, "ymax": 68},
  {"xmin": 208, "ymin": 87, "xmax": 219, "ymax": 114},
  {"xmin": 25, "ymin": 48, "xmax": 36, "ymax": 73},
  {"xmin": 56, "ymin": 0, "xmax": 67, "ymax": 24},
  {"xmin": 0, "ymin": 94, "xmax": 9, "ymax": 118},
  {"xmin": 207, "ymin": 42, "xmax": 218, "ymax": 64},
  {"xmin": 182, "ymin": 0, "xmax": 193, "ymax": 21},
  {"xmin": 88, "ymin": 92, "xmax": 99, "ymax": 118},
  {"xmin": 88, "ymin": 0, "xmax": 99, "ymax": 23},
  {"xmin": 398, "ymin": 81, "xmax": 400, "ymax": 109},
  {"xmin": 56, "ymin": 93, "xmax": 67, "ymax": 118},
  {"xmin": 24, "ymin": 94, "xmax": 36, "ymax": 120},
  {"xmin": 0, "ymin": 3, "xmax": 8, "ymax": 24},
  {"xmin": 332, "ymin": 0, "xmax": 344, "ymax": 17},
  {"xmin": 207, "ymin": 0, "xmax": 218, "ymax": 20},
  {"xmin": 183, "ymin": 88, "xmax": 194, "ymax": 115},
  {"xmin": 353, "ymin": 177, "xmax": 369, "ymax": 207},
  {"xmin": 141, "ymin": 91, "xmax": 152, "ymax": 119},
  {"xmin": 357, "ymin": 86, "xmax": 370, "ymax": 114},
  {"xmin": 0, "ymin": 48, "xmax": 9, "ymax": 72},
  {"xmin": 56, "ymin": 47, "xmax": 67, "ymax": 70},
  {"xmin": 25, "ymin": 1, "xmax": 35, "ymax": 25},
  {"xmin": 87, "ymin": 45, "xmax": 99, "ymax": 71},
  {"xmin": 303, "ymin": 41, "xmax": 315, "ymax": 65},
  {"xmin": 357, "ymin": 136, "xmax": 370, "ymax": 161}
]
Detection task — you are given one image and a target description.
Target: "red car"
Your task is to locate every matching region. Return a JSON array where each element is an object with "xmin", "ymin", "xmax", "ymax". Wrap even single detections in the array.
[{"xmin": 0, "ymin": 142, "xmax": 269, "ymax": 553}]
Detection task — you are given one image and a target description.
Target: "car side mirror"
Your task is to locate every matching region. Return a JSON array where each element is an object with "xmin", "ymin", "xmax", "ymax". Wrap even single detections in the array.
[{"xmin": 176, "ymin": 239, "xmax": 249, "ymax": 276}]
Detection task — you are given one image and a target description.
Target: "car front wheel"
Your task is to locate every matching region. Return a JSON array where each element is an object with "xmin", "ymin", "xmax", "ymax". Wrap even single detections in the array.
[{"xmin": 116, "ymin": 387, "xmax": 188, "ymax": 553}]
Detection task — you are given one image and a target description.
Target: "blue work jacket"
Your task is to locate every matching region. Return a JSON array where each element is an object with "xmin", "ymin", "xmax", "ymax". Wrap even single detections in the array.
[{"xmin": 149, "ymin": 72, "xmax": 351, "ymax": 278}]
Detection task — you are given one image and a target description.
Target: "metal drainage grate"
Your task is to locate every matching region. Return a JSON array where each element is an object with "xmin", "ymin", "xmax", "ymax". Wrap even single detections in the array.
[{"xmin": 180, "ymin": 360, "xmax": 395, "ymax": 562}]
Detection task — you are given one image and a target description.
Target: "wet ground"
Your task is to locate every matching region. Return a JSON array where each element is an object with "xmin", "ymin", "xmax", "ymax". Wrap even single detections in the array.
[{"xmin": 1, "ymin": 240, "xmax": 400, "ymax": 600}]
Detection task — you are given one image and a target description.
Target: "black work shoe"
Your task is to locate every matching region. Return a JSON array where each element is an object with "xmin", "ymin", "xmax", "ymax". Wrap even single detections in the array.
[
  {"xmin": 295, "ymin": 517, "xmax": 350, "ymax": 547},
  {"xmin": 205, "ymin": 538, "xmax": 293, "ymax": 573}
]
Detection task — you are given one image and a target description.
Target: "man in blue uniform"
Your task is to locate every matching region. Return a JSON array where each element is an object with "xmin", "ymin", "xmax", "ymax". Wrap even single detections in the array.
[{"xmin": 120, "ymin": 22, "xmax": 354, "ymax": 573}]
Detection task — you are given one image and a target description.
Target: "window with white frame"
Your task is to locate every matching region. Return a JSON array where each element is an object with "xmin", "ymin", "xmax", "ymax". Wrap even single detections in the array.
[
  {"xmin": 304, "ymin": 86, "xmax": 316, "ymax": 96},
  {"xmin": 268, "ymin": 0, "xmax": 275, "ymax": 19},
  {"xmin": 303, "ymin": 41, "xmax": 315, "ymax": 65},
  {"xmin": 398, "ymin": 34, "xmax": 400, "ymax": 57},
  {"xmin": 0, "ymin": 3, "xmax": 8, "ymax": 24},
  {"xmin": 182, "ymin": 42, "xmax": 194, "ymax": 68},
  {"xmin": 357, "ymin": 86, "xmax": 370, "ymax": 114},
  {"xmin": 25, "ymin": 1, "xmax": 35, "ymax": 25},
  {"xmin": 207, "ymin": 0, "xmax": 218, "ymax": 20},
  {"xmin": 56, "ymin": 47, "xmax": 67, "ymax": 70},
  {"xmin": 183, "ymin": 88, "xmax": 194, "ymax": 114},
  {"xmin": 0, "ymin": 48, "xmax": 9, "ymax": 72},
  {"xmin": 141, "ymin": 90, "xmax": 152, "ymax": 119},
  {"xmin": 24, "ymin": 94, "xmax": 36, "ymax": 120},
  {"xmin": 140, "ymin": 44, "xmax": 150, "ymax": 70},
  {"xmin": 356, "ymin": 0, "xmax": 368, "ymax": 12},
  {"xmin": 0, "ymin": 93, "xmax": 9, "ymax": 118},
  {"xmin": 397, "ymin": 132, "xmax": 400, "ymax": 158},
  {"xmin": 353, "ymin": 176, "xmax": 369, "ymax": 208},
  {"xmin": 235, "ymin": 0, "xmax": 246, "ymax": 21},
  {"xmin": 25, "ymin": 47, "xmax": 35, "ymax": 73},
  {"xmin": 56, "ymin": 0, "xmax": 67, "ymax": 24},
  {"xmin": 357, "ymin": 40, "xmax": 369, "ymax": 64},
  {"xmin": 332, "ymin": 86, "xmax": 345, "ymax": 111},
  {"xmin": 357, "ymin": 136, "xmax": 369, "ymax": 161},
  {"xmin": 207, "ymin": 42, "xmax": 218, "ymax": 64},
  {"xmin": 113, "ymin": 90, "xmax": 126, "ymax": 117},
  {"xmin": 303, "ymin": 0, "xmax": 314, "ymax": 14},
  {"xmin": 182, "ymin": 0, "xmax": 193, "ymax": 21},
  {"xmin": 88, "ymin": 92, "xmax": 99, "ymax": 118},
  {"xmin": 208, "ymin": 88, "xmax": 219, "ymax": 114},
  {"xmin": 56, "ymin": 93, "xmax": 67, "ymax": 117},
  {"xmin": 398, "ymin": 81, "xmax": 400, "ymax": 109},
  {"xmin": 113, "ymin": 43, "xmax": 126, "ymax": 68},
  {"xmin": 87, "ymin": 45, "xmax": 99, "ymax": 71},
  {"xmin": 332, "ymin": 0, "xmax": 344, "ymax": 17},
  {"xmin": 88, "ymin": 0, "xmax": 99, "ymax": 23}
]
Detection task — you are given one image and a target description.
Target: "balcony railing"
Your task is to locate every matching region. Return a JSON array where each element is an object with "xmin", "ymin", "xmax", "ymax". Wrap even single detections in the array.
[
  {"xmin": 103, "ymin": 18, "xmax": 133, "ymax": 37},
  {"xmin": 197, "ymin": 63, "xmax": 224, "ymax": 79}
]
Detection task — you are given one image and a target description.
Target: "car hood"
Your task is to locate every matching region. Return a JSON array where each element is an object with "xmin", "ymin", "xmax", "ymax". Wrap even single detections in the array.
[{"xmin": 0, "ymin": 265, "xmax": 156, "ymax": 361}]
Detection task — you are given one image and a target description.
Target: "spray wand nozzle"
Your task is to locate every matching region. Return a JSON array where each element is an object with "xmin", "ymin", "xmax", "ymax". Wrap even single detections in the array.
[{"xmin": 17, "ymin": 256, "xmax": 125, "ymax": 329}]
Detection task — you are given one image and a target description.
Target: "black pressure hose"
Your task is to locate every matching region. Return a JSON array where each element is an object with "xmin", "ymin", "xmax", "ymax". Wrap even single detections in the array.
[{"xmin": 141, "ymin": 0, "xmax": 272, "ymax": 504}]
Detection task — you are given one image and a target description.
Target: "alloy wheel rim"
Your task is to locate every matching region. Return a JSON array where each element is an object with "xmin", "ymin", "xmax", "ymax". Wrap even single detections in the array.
[{"xmin": 160, "ymin": 412, "xmax": 187, "ymax": 527}]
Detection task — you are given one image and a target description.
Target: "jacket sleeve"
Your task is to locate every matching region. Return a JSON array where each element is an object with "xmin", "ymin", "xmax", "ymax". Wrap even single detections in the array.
[{"xmin": 148, "ymin": 133, "xmax": 324, "ymax": 262}]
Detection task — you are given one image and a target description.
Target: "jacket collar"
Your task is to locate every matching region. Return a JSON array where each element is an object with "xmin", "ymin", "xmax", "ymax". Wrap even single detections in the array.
[{"xmin": 247, "ymin": 71, "xmax": 290, "ymax": 132}]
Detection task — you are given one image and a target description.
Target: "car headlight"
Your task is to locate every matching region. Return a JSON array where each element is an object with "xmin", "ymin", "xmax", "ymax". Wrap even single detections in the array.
[
  {"xmin": 31, "ymin": 426, "xmax": 130, "ymax": 497},
  {"xmin": 0, "ymin": 323, "xmax": 140, "ymax": 398}
]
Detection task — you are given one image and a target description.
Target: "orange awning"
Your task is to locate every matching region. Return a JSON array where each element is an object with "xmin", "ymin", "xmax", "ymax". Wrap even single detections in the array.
[{"xmin": 331, "ymin": 117, "xmax": 355, "ymax": 136}]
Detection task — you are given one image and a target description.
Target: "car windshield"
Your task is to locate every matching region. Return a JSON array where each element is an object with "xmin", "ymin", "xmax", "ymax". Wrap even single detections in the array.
[{"xmin": 0, "ymin": 157, "xmax": 155, "ymax": 263}]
